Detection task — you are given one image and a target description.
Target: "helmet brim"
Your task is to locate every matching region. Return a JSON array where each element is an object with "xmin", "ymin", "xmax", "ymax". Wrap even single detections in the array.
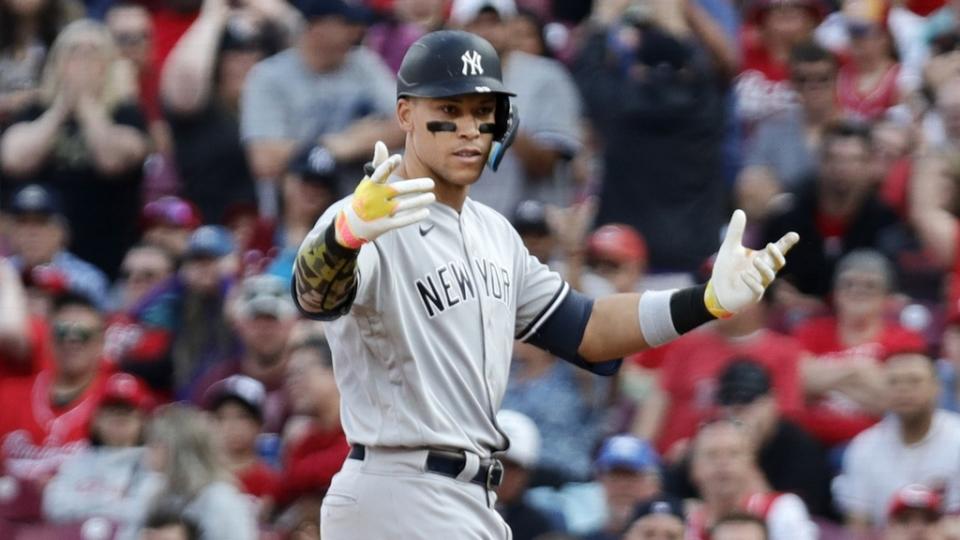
[{"xmin": 397, "ymin": 76, "xmax": 515, "ymax": 99}]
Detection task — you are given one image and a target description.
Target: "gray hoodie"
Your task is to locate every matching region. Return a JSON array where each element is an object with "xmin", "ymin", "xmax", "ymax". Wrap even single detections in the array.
[{"xmin": 43, "ymin": 446, "xmax": 162, "ymax": 528}]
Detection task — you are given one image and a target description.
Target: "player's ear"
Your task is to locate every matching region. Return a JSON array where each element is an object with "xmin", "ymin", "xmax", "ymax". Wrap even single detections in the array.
[{"xmin": 397, "ymin": 98, "xmax": 415, "ymax": 133}]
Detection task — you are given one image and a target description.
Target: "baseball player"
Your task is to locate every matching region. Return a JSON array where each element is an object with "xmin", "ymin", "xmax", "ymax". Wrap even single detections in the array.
[{"xmin": 292, "ymin": 30, "xmax": 799, "ymax": 539}]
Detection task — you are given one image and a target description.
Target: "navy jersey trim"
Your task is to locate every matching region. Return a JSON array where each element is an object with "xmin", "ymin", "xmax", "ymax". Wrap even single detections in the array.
[{"xmin": 516, "ymin": 282, "xmax": 570, "ymax": 341}]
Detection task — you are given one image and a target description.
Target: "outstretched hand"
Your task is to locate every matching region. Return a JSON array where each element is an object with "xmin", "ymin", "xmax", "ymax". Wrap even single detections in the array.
[
  {"xmin": 705, "ymin": 210, "xmax": 799, "ymax": 318},
  {"xmin": 334, "ymin": 141, "xmax": 435, "ymax": 250}
]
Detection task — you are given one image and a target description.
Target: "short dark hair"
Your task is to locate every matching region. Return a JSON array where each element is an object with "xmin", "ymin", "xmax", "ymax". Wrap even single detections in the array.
[
  {"xmin": 52, "ymin": 291, "xmax": 101, "ymax": 317},
  {"xmin": 711, "ymin": 512, "xmax": 768, "ymax": 539},
  {"xmin": 821, "ymin": 120, "xmax": 874, "ymax": 155},
  {"xmin": 142, "ymin": 502, "xmax": 200, "ymax": 540},
  {"xmin": 789, "ymin": 41, "xmax": 837, "ymax": 68}
]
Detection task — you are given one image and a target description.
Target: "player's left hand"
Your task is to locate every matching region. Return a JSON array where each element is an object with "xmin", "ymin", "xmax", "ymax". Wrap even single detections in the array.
[{"xmin": 705, "ymin": 209, "xmax": 799, "ymax": 318}]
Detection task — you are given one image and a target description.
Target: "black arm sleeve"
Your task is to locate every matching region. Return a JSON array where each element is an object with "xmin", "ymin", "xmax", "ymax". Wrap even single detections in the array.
[{"xmin": 525, "ymin": 288, "xmax": 622, "ymax": 376}]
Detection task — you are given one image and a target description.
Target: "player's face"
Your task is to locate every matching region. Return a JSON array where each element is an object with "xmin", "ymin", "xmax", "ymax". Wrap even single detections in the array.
[
  {"xmin": 400, "ymin": 95, "xmax": 496, "ymax": 187},
  {"xmin": 624, "ymin": 514, "xmax": 686, "ymax": 540}
]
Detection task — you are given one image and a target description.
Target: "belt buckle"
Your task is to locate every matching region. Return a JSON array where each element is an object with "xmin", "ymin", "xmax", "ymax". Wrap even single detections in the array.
[{"xmin": 486, "ymin": 459, "xmax": 504, "ymax": 490}]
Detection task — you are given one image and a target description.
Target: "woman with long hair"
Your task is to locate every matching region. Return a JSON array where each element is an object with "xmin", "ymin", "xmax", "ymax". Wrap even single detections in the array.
[
  {"xmin": 142, "ymin": 403, "xmax": 256, "ymax": 540},
  {"xmin": 0, "ymin": 0, "xmax": 79, "ymax": 125},
  {"xmin": 0, "ymin": 19, "xmax": 149, "ymax": 278}
]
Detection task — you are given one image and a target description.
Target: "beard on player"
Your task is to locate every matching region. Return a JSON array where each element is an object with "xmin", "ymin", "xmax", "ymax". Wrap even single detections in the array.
[{"xmin": 397, "ymin": 94, "xmax": 496, "ymax": 195}]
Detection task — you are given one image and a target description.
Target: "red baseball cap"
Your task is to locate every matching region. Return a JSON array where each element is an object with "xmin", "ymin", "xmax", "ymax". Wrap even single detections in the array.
[
  {"xmin": 99, "ymin": 373, "xmax": 152, "ymax": 411},
  {"xmin": 141, "ymin": 196, "xmax": 201, "ymax": 231},
  {"xmin": 888, "ymin": 484, "xmax": 943, "ymax": 521},
  {"xmin": 587, "ymin": 224, "xmax": 647, "ymax": 265}
]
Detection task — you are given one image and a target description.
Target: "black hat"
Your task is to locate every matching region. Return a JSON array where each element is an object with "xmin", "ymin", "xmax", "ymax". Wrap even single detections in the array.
[
  {"xmin": 512, "ymin": 200, "xmax": 549, "ymax": 235},
  {"xmin": 632, "ymin": 495, "xmax": 685, "ymax": 523},
  {"xmin": 397, "ymin": 30, "xmax": 515, "ymax": 100},
  {"xmin": 10, "ymin": 184, "xmax": 60, "ymax": 216},
  {"xmin": 295, "ymin": 0, "xmax": 370, "ymax": 23},
  {"xmin": 288, "ymin": 145, "xmax": 339, "ymax": 188},
  {"xmin": 717, "ymin": 358, "xmax": 772, "ymax": 406}
]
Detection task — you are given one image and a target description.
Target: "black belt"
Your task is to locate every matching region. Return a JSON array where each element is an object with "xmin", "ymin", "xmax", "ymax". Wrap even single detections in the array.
[{"xmin": 348, "ymin": 444, "xmax": 503, "ymax": 489}]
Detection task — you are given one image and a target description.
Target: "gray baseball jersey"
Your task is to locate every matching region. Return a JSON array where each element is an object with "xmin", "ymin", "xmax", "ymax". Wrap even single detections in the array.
[{"xmin": 299, "ymin": 178, "xmax": 569, "ymax": 457}]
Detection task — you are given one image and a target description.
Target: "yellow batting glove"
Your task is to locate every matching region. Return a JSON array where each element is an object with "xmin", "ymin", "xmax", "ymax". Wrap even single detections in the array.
[
  {"xmin": 335, "ymin": 141, "xmax": 435, "ymax": 250},
  {"xmin": 705, "ymin": 210, "xmax": 799, "ymax": 318}
]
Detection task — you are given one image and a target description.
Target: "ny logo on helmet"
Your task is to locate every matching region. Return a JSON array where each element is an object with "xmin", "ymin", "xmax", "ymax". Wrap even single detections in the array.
[{"xmin": 461, "ymin": 50, "xmax": 483, "ymax": 76}]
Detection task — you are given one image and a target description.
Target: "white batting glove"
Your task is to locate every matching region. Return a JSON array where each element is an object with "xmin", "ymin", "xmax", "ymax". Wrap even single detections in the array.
[
  {"xmin": 705, "ymin": 210, "xmax": 799, "ymax": 318},
  {"xmin": 334, "ymin": 141, "xmax": 436, "ymax": 249}
]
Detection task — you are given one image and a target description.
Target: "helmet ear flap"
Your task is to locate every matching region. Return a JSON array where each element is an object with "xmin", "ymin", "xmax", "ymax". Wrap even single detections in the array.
[{"xmin": 487, "ymin": 101, "xmax": 519, "ymax": 172}]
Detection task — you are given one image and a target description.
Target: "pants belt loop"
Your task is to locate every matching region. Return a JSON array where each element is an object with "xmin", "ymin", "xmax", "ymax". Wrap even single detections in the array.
[{"xmin": 456, "ymin": 452, "xmax": 480, "ymax": 482}]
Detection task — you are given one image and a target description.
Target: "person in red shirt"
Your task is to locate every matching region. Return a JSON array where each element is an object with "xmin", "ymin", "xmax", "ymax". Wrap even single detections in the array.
[
  {"xmin": 792, "ymin": 249, "xmax": 924, "ymax": 447},
  {"xmin": 203, "ymin": 373, "xmax": 280, "ymax": 520},
  {"xmin": 836, "ymin": 4, "xmax": 901, "ymax": 122},
  {"xmin": 0, "ymin": 292, "xmax": 110, "ymax": 483},
  {"xmin": 640, "ymin": 299, "xmax": 805, "ymax": 458},
  {"xmin": 737, "ymin": 0, "xmax": 825, "ymax": 126},
  {"xmin": 276, "ymin": 335, "xmax": 349, "ymax": 509}
]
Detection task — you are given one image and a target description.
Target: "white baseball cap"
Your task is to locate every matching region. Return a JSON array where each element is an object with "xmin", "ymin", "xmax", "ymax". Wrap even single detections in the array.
[
  {"xmin": 497, "ymin": 410, "xmax": 540, "ymax": 469},
  {"xmin": 449, "ymin": 0, "xmax": 517, "ymax": 26}
]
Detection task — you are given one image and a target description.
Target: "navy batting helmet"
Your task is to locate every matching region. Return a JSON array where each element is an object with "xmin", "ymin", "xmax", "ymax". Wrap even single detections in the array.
[{"xmin": 397, "ymin": 30, "xmax": 518, "ymax": 171}]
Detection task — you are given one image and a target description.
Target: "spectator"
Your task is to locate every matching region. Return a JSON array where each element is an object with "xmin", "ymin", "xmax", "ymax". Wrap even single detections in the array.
[
  {"xmin": 884, "ymin": 485, "xmax": 944, "ymax": 540},
  {"xmin": 240, "ymin": 0, "xmax": 401, "ymax": 215},
  {"xmin": 139, "ymin": 503, "xmax": 200, "ymax": 540},
  {"xmin": 6, "ymin": 184, "xmax": 109, "ymax": 309},
  {"xmin": 365, "ymin": 0, "xmax": 446, "ymax": 72},
  {"xmin": 736, "ymin": 0, "xmax": 824, "ymax": 125},
  {"xmin": 451, "ymin": 0, "xmax": 583, "ymax": 215},
  {"xmin": 275, "ymin": 330, "xmax": 349, "ymax": 508},
  {"xmin": 0, "ymin": 19, "xmax": 149, "ymax": 278},
  {"xmin": 115, "ymin": 244, "xmax": 176, "ymax": 312},
  {"xmin": 202, "ymin": 374, "xmax": 280, "ymax": 516},
  {"xmin": 512, "ymin": 199, "xmax": 556, "ymax": 266},
  {"xmin": 0, "ymin": 293, "xmax": 110, "ymax": 483},
  {"xmin": 833, "ymin": 350, "xmax": 960, "ymax": 532},
  {"xmin": 190, "ymin": 273, "xmax": 295, "ymax": 432},
  {"xmin": 160, "ymin": 0, "xmax": 282, "ymax": 225},
  {"xmin": 578, "ymin": 223, "xmax": 648, "ymax": 297},
  {"xmin": 940, "ymin": 314, "xmax": 960, "ymax": 412},
  {"xmin": 665, "ymin": 359, "xmax": 832, "ymax": 517},
  {"xmin": 761, "ymin": 121, "xmax": 902, "ymax": 299},
  {"xmin": 622, "ymin": 495, "xmax": 687, "ymax": 540},
  {"xmin": 106, "ymin": 2, "xmax": 167, "ymax": 152},
  {"xmin": 792, "ymin": 249, "xmax": 925, "ymax": 447},
  {"xmin": 266, "ymin": 143, "xmax": 341, "ymax": 282},
  {"xmin": 140, "ymin": 196, "xmax": 202, "ymax": 260},
  {"xmin": 576, "ymin": 0, "xmax": 737, "ymax": 272},
  {"xmin": 0, "ymin": 0, "xmax": 76, "ymax": 126},
  {"xmin": 494, "ymin": 409, "xmax": 556, "ymax": 540},
  {"xmin": 686, "ymin": 419, "xmax": 817, "ymax": 540},
  {"xmin": 502, "ymin": 340, "xmax": 609, "ymax": 484},
  {"xmin": 42, "ymin": 373, "xmax": 159, "ymax": 528},
  {"xmin": 711, "ymin": 513, "xmax": 769, "ymax": 540},
  {"xmin": 639, "ymin": 300, "xmax": 804, "ymax": 457},
  {"xmin": 508, "ymin": 8, "xmax": 549, "ymax": 57},
  {"xmin": 835, "ymin": 1, "xmax": 903, "ymax": 122},
  {"xmin": 134, "ymin": 225, "xmax": 237, "ymax": 396},
  {"xmin": 741, "ymin": 42, "xmax": 840, "ymax": 194},
  {"xmin": 141, "ymin": 404, "xmax": 256, "ymax": 540},
  {"xmin": 923, "ymin": 77, "xmax": 960, "ymax": 153},
  {"xmin": 581, "ymin": 435, "xmax": 663, "ymax": 540}
]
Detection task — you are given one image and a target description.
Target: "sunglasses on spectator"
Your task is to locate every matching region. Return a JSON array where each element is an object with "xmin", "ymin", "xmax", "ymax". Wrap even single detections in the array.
[
  {"xmin": 53, "ymin": 322, "xmax": 101, "ymax": 344},
  {"xmin": 836, "ymin": 277, "xmax": 885, "ymax": 294},
  {"xmin": 792, "ymin": 73, "xmax": 835, "ymax": 86}
]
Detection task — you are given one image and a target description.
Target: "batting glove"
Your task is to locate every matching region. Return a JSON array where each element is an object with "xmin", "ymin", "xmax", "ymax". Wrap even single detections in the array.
[
  {"xmin": 705, "ymin": 210, "xmax": 799, "ymax": 318},
  {"xmin": 334, "ymin": 141, "xmax": 436, "ymax": 250}
]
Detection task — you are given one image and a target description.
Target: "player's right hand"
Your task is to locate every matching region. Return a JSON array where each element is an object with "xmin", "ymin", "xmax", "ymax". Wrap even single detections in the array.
[{"xmin": 334, "ymin": 141, "xmax": 435, "ymax": 250}]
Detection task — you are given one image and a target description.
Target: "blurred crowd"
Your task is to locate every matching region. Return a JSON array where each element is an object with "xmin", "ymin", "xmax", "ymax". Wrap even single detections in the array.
[{"xmin": 8, "ymin": 0, "xmax": 960, "ymax": 538}]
